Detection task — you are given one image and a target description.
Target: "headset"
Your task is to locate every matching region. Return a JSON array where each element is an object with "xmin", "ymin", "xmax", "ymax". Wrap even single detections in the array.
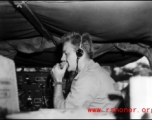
[{"xmin": 76, "ymin": 36, "xmax": 84, "ymax": 58}]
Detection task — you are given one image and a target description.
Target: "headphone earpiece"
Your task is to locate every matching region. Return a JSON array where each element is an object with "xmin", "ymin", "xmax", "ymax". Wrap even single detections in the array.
[{"xmin": 76, "ymin": 48, "xmax": 83, "ymax": 58}]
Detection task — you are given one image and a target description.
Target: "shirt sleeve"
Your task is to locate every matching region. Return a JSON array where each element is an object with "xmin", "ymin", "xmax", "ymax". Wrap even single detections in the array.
[{"xmin": 63, "ymin": 73, "xmax": 100, "ymax": 108}]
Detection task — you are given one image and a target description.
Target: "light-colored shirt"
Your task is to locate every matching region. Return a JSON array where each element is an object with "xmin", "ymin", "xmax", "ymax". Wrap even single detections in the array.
[{"xmin": 60, "ymin": 60, "xmax": 121, "ymax": 110}]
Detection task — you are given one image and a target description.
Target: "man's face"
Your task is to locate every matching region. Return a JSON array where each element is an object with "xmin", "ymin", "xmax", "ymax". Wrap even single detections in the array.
[{"xmin": 61, "ymin": 42, "xmax": 77, "ymax": 72}]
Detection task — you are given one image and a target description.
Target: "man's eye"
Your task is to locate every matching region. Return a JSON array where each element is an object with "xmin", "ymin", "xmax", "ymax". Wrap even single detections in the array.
[
  {"xmin": 66, "ymin": 53, "xmax": 70, "ymax": 57},
  {"xmin": 65, "ymin": 53, "xmax": 67, "ymax": 56}
]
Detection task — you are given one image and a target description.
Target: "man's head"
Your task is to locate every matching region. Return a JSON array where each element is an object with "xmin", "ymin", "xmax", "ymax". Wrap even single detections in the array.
[{"xmin": 61, "ymin": 32, "xmax": 94, "ymax": 72}]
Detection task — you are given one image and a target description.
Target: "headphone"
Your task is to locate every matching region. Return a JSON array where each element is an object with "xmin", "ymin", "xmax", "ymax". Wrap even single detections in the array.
[{"xmin": 76, "ymin": 36, "xmax": 84, "ymax": 58}]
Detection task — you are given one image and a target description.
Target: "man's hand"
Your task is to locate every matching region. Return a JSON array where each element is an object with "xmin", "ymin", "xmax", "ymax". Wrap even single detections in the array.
[{"xmin": 51, "ymin": 62, "xmax": 68, "ymax": 82}]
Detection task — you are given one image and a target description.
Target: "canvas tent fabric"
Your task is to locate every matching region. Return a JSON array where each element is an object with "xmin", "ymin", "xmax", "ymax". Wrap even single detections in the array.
[{"xmin": 0, "ymin": 1, "xmax": 152, "ymax": 67}]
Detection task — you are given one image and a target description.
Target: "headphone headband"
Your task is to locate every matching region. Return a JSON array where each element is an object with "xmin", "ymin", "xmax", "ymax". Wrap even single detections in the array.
[
  {"xmin": 79, "ymin": 36, "xmax": 82, "ymax": 48},
  {"xmin": 76, "ymin": 36, "xmax": 84, "ymax": 58}
]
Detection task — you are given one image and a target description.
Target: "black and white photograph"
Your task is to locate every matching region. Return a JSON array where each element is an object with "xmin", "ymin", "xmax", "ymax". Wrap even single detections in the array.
[{"xmin": 0, "ymin": 1, "xmax": 152, "ymax": 119}]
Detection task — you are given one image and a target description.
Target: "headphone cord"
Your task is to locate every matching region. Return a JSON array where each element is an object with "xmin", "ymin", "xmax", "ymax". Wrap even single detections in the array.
[{"xmin": 76, "ymin": 57, "xmax": 79, "ymax": 74}]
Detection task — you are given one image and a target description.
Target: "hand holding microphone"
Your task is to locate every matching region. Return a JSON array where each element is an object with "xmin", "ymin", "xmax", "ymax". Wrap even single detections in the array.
[{"xmin": 50, "ymin": 62, "xmax": 68, "ymax": 83}]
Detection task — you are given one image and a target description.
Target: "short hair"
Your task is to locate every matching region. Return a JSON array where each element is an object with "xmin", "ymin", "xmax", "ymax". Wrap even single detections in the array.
[{"xmin": 61, "ymin": 32, "xmax": 94, "ymax": 59}]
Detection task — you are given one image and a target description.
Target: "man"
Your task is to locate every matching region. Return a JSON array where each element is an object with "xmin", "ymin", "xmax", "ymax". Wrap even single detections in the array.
[{"xmin": 51, "ymin": 32, "xmax": 121, "ymax": 110}]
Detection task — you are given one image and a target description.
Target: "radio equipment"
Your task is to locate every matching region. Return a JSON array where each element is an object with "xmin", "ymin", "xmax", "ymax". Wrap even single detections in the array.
[{"xmin": 16, "ymin": 70, "xmax": 53, "ymax": 112}]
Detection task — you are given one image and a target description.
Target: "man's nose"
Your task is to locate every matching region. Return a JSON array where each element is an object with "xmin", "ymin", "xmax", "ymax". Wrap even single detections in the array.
[{"xmin": 61, "ymin": 54, "xmax": 65, "ymax": 61}]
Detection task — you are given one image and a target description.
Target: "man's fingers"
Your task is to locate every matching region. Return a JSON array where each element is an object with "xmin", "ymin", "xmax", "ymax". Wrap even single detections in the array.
[
  {"xmin": 54, "ymin": 63, "xmax": 60, "ymax": 69},
  {"xmin": 52, "ymin": 63, "xmax": 59, "ymax": 71},
  {"xmin": 51, "ymin": 62, "xmax": 66, "ymax": 73},
  {"xmin": 50, "ymin": 63, "xmax": 66, "ymax": 83},
  {"xmin": 63, "ymin": 63, "xmax": 68, "ymax": 71},
  {"xmin": 56, "ymin": 63, "xmax": 60, "ymax": 68}
]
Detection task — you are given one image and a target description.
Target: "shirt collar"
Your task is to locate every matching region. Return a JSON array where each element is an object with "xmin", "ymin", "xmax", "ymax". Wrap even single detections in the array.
[{"xmin": 74, "ymin": 59, "xmax": 95, "ymax": 80}]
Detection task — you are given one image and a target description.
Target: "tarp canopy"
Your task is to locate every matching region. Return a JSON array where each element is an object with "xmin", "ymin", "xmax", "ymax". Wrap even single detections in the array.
[{"xmin": 1, "ymin": 1, "xmax": 152, "ymax": 67}]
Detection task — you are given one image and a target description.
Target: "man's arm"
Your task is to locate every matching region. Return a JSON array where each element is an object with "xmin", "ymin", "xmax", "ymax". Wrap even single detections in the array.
[
  {"xmin": 50, "ymin": 62, "xmax": 68, "ymax": 108},
  {"xmin": 53, "ymin": 83, "xmax": 65, "ymax": 108}
]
